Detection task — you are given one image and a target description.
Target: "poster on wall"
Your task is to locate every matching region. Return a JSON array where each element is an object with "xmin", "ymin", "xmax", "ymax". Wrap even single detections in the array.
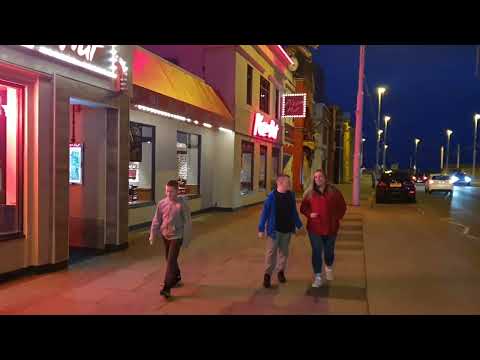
[{"xmin": 69, "ymin": 144, "xmax": 83, "ymax": 185}]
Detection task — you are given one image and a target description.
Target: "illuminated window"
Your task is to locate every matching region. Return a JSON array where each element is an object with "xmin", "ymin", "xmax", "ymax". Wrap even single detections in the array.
[
  {"xmin": 272, "ymin": 147, "xmax": 280, "ymax": 190},
  {"xmin": 240, "ymin": 141, "xmax": 254, "ymax": 195},
  {"xmin": 246, "ymin": 65, "xmax": 253, "ymax": 106},
  {"xmin": 259, "ymin": 76, "xmax": 270, "ymax": 114},
  {"xmin": 0, "ymin": 81, "xmax": 23, "ymax": 238},
  {"xmin": 129, "ymin": 122, "xmax": 155, "ymax": 206},
  {"xmin": 177, "ymin": 132, "xmax": 201, "ymax": 196},
  {"xmin": 275, "ymin": 89, "xmax": 279, "ymax": 119},
  {"xmin": 259, "ymin": 145, "xmax": 267, "ymax": 191}
]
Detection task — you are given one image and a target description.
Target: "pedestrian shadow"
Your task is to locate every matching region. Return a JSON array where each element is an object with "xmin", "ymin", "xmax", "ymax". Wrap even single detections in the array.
[{"xmin": 305, "ymin": 284, "xmax": 367, "ymax": 302}]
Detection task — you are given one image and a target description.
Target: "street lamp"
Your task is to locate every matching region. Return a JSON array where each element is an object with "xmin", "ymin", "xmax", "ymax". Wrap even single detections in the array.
[
  {"xmin": 474, "ymin": 114, "xmax": 480, "ymax": 178},
  {"xmin": 377, "ymin": 129, "xmax": 383, "ymax": 173},
  {"xmin": 376, "ymin": 87, "xmax": 387, "ymax": 174},
  {"xmin": 361, "ymin": 138, "xmax": 366, "ymax": 168},
  {"xmin": 446, "ymin": 129, "xmax": 453, "ymax": 172},
  {"xmin": 382, "ymin": 115, "xmax": 391, "ymax": 169},
  {"xmin": 384, "ymin": 144, "xmax": 389, "ymax": 169},
  {"xmin": 414, "ymin": 138, "xmax": 421, "ymax": 171}
]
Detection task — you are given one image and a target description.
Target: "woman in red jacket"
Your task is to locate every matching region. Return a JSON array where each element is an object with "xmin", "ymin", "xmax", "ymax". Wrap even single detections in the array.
[{"xmin": 300, "ymin": 169, "xmax": 346, "ymax": 288}]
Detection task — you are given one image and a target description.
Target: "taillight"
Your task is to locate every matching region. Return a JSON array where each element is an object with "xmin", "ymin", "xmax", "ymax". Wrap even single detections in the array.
[
  {"xmin": 423, "ymin": 176, "xmax": 427, "ymax": 180},
  {"xmin": 378, "ymin": 181, "xmax": 387, "ymax": 188},
  {"xmin": 412, "ymin": 176, "xmax": 417, "ymax": 181}
]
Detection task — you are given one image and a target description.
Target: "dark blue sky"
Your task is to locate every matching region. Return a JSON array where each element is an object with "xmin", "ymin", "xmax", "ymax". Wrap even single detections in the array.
[{"xmin": 312, "ymin": 45, "xmax": 480, "ymax": 172}]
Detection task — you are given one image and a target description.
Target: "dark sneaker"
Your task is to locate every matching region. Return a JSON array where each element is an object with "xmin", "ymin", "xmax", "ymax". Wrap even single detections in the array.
[
  {"xmin": 263, "ymin": 274, "xmax": 271, "ymax": 288},
  {"xmin": 173, "ymin": 279, "xmax": 184, "ymax": 288},
  {"xmin": 160, "ymin": 289, "xmax": 171, "ymax": 299},
  {"xmin": 278, "ymin": 271, "xmax": 286, "ymax": 284}
]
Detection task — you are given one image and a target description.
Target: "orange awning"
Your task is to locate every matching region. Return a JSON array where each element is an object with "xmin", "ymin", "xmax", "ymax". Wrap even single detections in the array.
[{"xmin": 132, "ymin": 47, "xmax": 233, "ymax": 124}]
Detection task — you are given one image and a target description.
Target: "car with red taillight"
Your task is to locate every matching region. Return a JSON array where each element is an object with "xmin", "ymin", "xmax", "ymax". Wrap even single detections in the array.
[{"xmin": 376, "ymin": 171, "xmax": 416, "ymax": 203}]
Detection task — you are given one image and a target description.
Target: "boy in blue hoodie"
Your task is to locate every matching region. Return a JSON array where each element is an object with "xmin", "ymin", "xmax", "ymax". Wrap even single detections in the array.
[{"xmin": 258, "ymin": 175, "xmax": 304, "ymax": 288}]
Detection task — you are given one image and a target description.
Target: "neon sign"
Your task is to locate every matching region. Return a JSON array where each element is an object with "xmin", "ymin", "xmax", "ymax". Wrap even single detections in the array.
[
  {"xmin": 282, "ymin": 93, "xmax": 307, "ymax": 118},
  {"xmin": 253, "ymin": 112, "xmax": 279, "ymax": 140},
  {"xmin": 19, "ymin": 45, "xmax": 128, "ymax": 79}
]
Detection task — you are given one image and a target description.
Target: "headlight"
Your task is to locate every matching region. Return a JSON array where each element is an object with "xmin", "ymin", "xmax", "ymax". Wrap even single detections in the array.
[
  {"xmin": 450, "ymin": 176, "xmax": 459, "ymax": 184},
  {"xmin": 465, "ymin": 176, "xmax": 472, "ymax": 183}
]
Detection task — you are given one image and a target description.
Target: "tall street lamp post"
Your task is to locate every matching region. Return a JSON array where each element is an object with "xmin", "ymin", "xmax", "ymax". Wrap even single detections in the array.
[
  {"xmin": 414, "ymin": 138, "xmax": 421, "ymax": 171},
  {"xmin": 384, "ymin": 144, "xmax": 389, "ymax": 169},
  {"xmin": 382, "ymin": 115, "xmax": 391, "ymax": 169},
  {"xmin": 377, "ymin": 129, "xmax": 383, "ymax": 173},
  {"xmin": 473, "ymin": 114, "xmax": 480, "ymax": 178},
  {"xmin": 376, "ymin": 87, "xmax": 386, "ymax": 175},
  {"xmin": 446, "ymin": 129, "xmax": 453, "ymax": 172}
]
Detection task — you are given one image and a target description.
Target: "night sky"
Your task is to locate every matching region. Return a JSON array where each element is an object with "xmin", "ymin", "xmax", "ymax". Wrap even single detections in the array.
[{"xmin": 312, "ymin": 45, "xmax": 480, "ymax": 173}]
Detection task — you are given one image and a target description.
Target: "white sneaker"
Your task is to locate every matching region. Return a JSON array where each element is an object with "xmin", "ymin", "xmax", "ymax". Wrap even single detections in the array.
[
  {"xmin": 325, "ymin": 266, "xmax": 334, "ymax": 281},
  {"xmin": 312, "ymin": 274, "xmax": 323, "ymax": 288}
]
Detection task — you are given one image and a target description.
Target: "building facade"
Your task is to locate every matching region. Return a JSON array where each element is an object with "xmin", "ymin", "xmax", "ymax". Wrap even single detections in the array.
[
  {"xmin": 127, "ymin": 47, "xmax": 234, "ymax": 228},
  {"xmin": 0, "ymin": 45, "xmax": 132, "ymax": 277},
  {"xmin": 144, "ymin": 45, "xmax": 294, "ymax": 209}
]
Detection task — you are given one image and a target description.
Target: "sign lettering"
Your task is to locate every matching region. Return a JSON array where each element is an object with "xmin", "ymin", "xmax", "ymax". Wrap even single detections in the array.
[{"xmin": 253, "ymin": 112, "xmax": 279, "ymax": 140}]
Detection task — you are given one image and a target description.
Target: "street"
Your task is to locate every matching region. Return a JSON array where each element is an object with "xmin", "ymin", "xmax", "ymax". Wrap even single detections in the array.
[
  {"xmin": 364, "ymin": 183, "xmax": 480, "ymax": 314},
  {"xmin": 2, "ymin": 178, "xmax": 480, "ymax": 315}
]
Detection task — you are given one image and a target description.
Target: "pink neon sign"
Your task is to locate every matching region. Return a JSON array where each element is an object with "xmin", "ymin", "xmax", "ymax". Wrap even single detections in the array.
[{"xmin": 253, "ymin": 112, "xmax": 279, "ymax": 140}]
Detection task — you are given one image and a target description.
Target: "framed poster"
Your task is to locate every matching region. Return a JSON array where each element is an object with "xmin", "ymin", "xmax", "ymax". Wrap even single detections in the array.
[
  {"xmin": 282, "ymin": 93, "xmax": 307, "ymax": 118},
  {"xmin": 69, "ymin": 143, "xmax": 83, "ymax": 185}
]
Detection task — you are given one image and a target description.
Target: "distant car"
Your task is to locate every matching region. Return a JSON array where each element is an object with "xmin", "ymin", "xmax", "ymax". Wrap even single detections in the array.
[
  {"xmin": 425, "ymin": 174, "xmax": 454, "ymax": 195},
  {"xmin": 449, "ymin": 171, "xmax": 472, "ymax": 186},
  {"xmin": 376, "ymin": 171, "xmax": 416, "ymax": 203},
  {"xmin": 411, "ymin": 173, "xmax": 428, "ymax": 184}
]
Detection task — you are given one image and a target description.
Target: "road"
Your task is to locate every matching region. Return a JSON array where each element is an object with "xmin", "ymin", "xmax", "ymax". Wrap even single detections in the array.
[{"xmin": 364, "ymin": 182, "xmax": 480, "ymax": 314}]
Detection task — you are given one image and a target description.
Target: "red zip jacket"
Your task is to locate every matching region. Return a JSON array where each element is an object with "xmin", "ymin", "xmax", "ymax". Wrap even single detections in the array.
[{"xmin": 300, "ymin": 186, "xmax": 347, "ymax": 236}]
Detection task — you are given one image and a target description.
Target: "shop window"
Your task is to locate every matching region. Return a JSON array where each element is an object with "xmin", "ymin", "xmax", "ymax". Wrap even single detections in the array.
[
  {"xmin": 259, "ymin": 145, "xmax": 267, "ymax": 191},
  {"xmin": 129, "ymin": 122, "xmax": 155, "ymax": 206},
  {"xmin": 275, "ymin": 89, "xmax": 279, "ymax": 119},
  {"xmin": 177, "ymin": 131, "xmax": 201, "ymax": 196},
  {"xmin": 0, "ymin": 81, "xmax": 23, "ymax": 239},
  {"xmin": 240, "ymin": 141, "xmax": 254, "ymax": 195},
  {"xmin": 259, "ymin": 76, "xmax": 270, "ymax": 114},
  {"xmin": 272, "ymin": 147, "xmax": 280, "ymax": 190},
  {"xmin": 246, "ymin": 65, "xmax": 253, "ymax": 106}
]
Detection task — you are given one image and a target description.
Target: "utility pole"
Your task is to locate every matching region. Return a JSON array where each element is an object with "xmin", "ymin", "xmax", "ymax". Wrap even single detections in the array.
[
  {"xmin": 440, "ymin": 146, "xmax": 444, "ymax": 172},
  {"xmin": 446, "ymin": 129, "xmax": 453, "ymax": 173},
  {"xmin": 474, "ymin": 114, "xmax": 479, "ymax": 178},
  {"xmin": 352, "ymin": 45, "xmax": 366, "ymax": 207}
]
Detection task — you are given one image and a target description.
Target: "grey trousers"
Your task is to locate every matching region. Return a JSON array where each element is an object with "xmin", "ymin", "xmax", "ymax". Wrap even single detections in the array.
[{"xmin": 265, "ymin": 232, "xmax": 292, "ymax": 275}]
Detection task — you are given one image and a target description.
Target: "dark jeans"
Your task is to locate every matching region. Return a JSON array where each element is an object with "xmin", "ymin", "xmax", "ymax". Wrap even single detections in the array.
[
  {"xmin": 308, "ymin": 233, "xmax": 337, "ymax": 275},
  {"xmin": 163, "ymin": 237, "xmax": 183, "ymax": 291}
]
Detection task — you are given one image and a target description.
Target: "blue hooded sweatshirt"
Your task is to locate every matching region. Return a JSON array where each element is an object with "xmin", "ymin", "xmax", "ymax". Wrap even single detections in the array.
[{"xmin": 258, "ymin": 190, "xmax": 303, "ymax": 238}]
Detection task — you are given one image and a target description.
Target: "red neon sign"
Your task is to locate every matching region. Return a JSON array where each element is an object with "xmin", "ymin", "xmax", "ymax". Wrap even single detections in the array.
[{"xmin": 253, "ymin": 112, "xmax": 279, "ymax": 140}]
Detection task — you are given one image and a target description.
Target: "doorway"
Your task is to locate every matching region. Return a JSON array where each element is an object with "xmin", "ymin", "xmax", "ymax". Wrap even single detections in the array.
[{"xmin": 67, "ymin": 98, "xmax": 118, "ymax": 265}]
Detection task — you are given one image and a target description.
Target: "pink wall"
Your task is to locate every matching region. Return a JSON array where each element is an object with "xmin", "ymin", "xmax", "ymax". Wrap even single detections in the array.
[{"xmin": 143, "ymin": 45, "xmax": 236, "ymax": 114}]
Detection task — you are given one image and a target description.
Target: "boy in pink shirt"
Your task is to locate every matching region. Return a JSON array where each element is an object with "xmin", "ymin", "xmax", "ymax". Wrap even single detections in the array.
[{"xmin": 149, "ymin": 180, "xmax": 192, "ymax": 299}]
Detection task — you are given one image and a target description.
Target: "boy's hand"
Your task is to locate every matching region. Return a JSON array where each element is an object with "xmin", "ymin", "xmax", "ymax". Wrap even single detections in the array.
[
  {"xmin": 258, "ymin": 232, "xmax": 264, "ymax": 239},
  {"xmin": 148, "ymin": 236, "xmax": 155, "ymax": 246}
]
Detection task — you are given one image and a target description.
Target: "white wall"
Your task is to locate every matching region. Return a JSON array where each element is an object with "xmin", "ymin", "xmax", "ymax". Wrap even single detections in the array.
[{"xmin": 128, "ymin": 110, "xmax": 228, "ymax": 227}]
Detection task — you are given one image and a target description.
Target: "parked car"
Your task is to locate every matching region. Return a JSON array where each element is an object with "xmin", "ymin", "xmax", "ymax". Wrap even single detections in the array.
[
  {"xmin": 449, "ymin": 171, "xmax": 472, "ymax": 186},
  {"xmin": 425, "ymin": 174, "xmax": 454, "ymax": 195},
  {"xmin": 376, "ymin": 171, "xmax": 416, "ymax": 203}
]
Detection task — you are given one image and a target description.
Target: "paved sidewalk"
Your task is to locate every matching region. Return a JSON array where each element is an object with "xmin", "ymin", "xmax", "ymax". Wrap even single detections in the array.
[{"xmin": 0, "ymin": 188, "xmax": 368, "ymax": 315}]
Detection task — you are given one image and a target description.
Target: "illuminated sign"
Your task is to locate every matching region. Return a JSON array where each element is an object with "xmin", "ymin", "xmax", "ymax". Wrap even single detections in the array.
[
  {"xmin": 20, "ymin": 45, "xmax": 128, "ymax": 79},
  {"xmin": 282, "ymin": 93, "xmax": 307, "ymax": 118},
  {"xmin": 69, "ymin": 144, "xmax": 83, "ymax": 185},
  {"xmin": 253, "ymin": 112, "xmax": 279, "ymax": 140}
]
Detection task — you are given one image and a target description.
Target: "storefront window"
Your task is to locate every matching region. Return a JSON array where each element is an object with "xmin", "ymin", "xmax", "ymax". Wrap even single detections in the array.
[
  {"xmin": 240, "ymin": 141, "xmax": 254, "ymax": 195},
  {"xmin": 129, "ymin": 122, "xmax": 155, "ymax": 206},
  {"xmin": 259, "ymin": 76, "xmax": 270, "ymax": 114},
  {"xmin": 246, "ymin": 65, "xmax": 253, "ymax": 106},
  {"xmin": 272, "ymin": 147, "xmax": 280, "ymax": 190},
  {"xmin": 177, "ymin": 131, "xmax": 201, "ymax": 196},
  {"xmin": 259, "ymin": 145, "xmax": 267, "ymax": 191},
  {"xmin": 0, "ymin": 81, "xmax": 23, "ymax": 238}
]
